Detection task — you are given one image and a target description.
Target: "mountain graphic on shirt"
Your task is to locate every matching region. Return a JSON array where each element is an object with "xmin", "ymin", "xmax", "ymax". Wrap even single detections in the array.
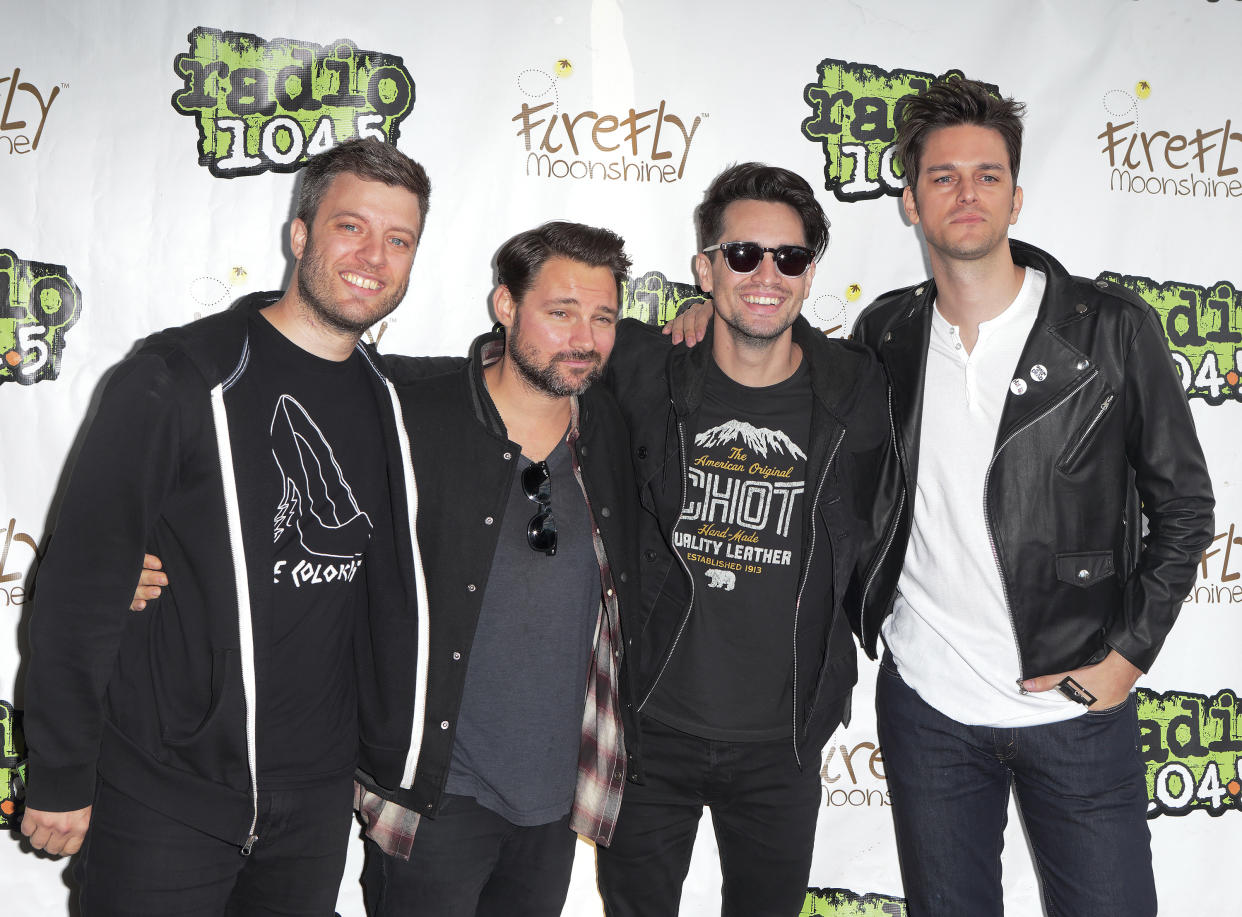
[{"xmin": 695, "ymin": 420, "xmax": 806, "ymax": 460}]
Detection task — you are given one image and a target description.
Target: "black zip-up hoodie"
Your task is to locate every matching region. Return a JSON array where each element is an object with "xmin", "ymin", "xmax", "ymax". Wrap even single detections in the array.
[{"xmin": 24, "ymin": 293, "xmax": 421, "ymax": 849}]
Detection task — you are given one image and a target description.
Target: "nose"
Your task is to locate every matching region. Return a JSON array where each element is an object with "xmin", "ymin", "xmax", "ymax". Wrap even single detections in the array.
[
  {"xmin": 958, "ymin": 181, "xmax": 978, "ymax": 204},
  {"xmin": 357, "ymin": 231, "xmax": 387, "ymax": 267},
  {"xmin": 752, "ymin": 250, "xmax": 782, "ymax": 284},
  {"xmin": 567, "ymin": 316, "xmax": 598, "ymax": 352}
]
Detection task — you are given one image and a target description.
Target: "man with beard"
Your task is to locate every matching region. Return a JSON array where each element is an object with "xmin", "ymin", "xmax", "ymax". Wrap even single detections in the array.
[
  {"xmin": 852, "ymin": 78, "xmax": 1213, "ymax": 915},
  {"xmin": 597, "ymin": 163, "xmax": 888, "ymax": 917},
  {"xmin": 353, "ymin": 221, "xmax": 639, "ymax": 917},
  {"xmin": 22, "ymin": 138, "xmax": 431, "ymax": 915}
]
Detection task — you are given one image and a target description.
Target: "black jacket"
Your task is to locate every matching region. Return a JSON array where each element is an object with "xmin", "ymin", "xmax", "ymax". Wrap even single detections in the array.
[
  {"xmin": 356, "ymin": 330, "xmax": 640, "ymax": 817},
  {"xmin": 605, "ymin": 316, "xmax": 888, "ymax": 774},
  {"xmin": 851, "ymin": 240, "xmax": 1214, "ymax": 677},
  {"xmin": 24, "ymin": 293, "xmax": 420, "ymax": 848}
]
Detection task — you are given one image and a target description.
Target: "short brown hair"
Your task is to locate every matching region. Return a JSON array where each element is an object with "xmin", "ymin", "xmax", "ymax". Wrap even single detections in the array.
[
  {"xmin": 896, "ymin": 78, "xmax": 1025, "ymax": 193},
  {"xmin": 695, "ymin": 162, "xmax": 830, "ymax": 260},
  {"xmin": 495, "ymin": 221, "xmax": 631, "ymax": 304},
  {"xmin": 295, "ymin": 137, "xmax": 431, "ymax": 228}
]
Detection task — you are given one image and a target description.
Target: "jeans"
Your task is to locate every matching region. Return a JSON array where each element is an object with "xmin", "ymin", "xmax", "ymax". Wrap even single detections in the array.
[
  {"xmin": 876, "ymin": 653, "xmax": 1155, "ymax": 917},
  {"xmin": 360, "ymin": 794, "xmax": 576, "ymax": 917},
  {"xmin": 596, "ymin": 716, "xmax": 822, "ymax": 917},
  {"xmin": 75, "ymin": 775, "xmax": 354, "ymax": 917}
]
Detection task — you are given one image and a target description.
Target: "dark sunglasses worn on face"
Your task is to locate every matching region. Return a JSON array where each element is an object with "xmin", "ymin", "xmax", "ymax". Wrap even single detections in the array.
[
  {"xmin": 522, "ymin": 460, "xmax": 557, "ymax": 556},
  {"xmin": 702, "ymin": 241, "xmax": 815, "ymax": 278}
]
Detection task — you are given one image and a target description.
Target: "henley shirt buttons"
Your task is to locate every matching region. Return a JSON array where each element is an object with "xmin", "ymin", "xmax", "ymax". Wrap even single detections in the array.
[
  {"xmin": 484, "ymin": 516, "xmax": 494, "ymax": 525},
  {"xmin": 452, "ymin": 651, "xmax": 462, "ymax": 660},
  {"xmin": 503, "ymin": 451, "xmax": 512, "ymax": 460},
  {"xmin": 467, "ymin": 584, "xmax": 477, "ymax": 592},
  {"xmin": 440, "ymin": 721, "xmax": 449, "ymax": 730},
  {"xmin": 600, "ymin": 506, "xmax": 611, "ymax": 518},
  {"xmin": 619, "ymin": 571, "xmax": 628, "ymax": 583}
]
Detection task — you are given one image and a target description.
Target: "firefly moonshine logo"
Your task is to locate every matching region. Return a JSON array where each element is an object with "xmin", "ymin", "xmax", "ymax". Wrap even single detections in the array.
[
  {"xmin": 1098, "ymin": 83, "xmax": 1241, "ymax": 199},
  {"xmin": 1096, "ymin": 271, "xmax": 1241, "ymax": 404},
  {"xmin": 511, "ymin": 67, "xmax": 704, "ymax": 184},
  {"xmin": 801, "ymin": 59, "xmax": 991, "ymax": 202},
  {"xmin": 1, "ymin": 66, "xmax": 64, "ymax": 156},
  {"xmin": 0, "ymin": 250, "xmax": 82, "ymax": 385},
  {"xmin": 171, "ymin": 28, "xmax": 415, "ymax": 178}
]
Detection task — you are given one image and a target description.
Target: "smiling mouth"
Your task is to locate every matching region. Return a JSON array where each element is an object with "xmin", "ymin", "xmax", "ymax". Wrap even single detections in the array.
[
  {"xmin": 741, "ymin": 293, "xmax": 783, "ymax": 307},
  {"xmin": 341, "ymin": 271, "xmax": 381, "ymax": 291}
]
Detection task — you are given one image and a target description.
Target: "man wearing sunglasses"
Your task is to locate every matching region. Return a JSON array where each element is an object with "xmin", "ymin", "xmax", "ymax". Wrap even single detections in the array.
[
  {"xmin": 851, "ymin": 79, "xmax": 1213, "ymax": 915},
  {"xmin": 597, "ymin": 163, "xmax": 889, "ymax": 917}
]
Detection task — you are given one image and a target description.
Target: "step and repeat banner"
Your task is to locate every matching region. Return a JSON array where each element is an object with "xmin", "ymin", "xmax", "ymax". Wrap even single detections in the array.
[{"xmin": 2, "ymin": 1, "xmax": 1238, "ymax": 914}]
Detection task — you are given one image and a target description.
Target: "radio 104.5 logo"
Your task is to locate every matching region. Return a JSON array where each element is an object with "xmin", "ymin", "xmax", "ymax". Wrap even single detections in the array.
[{"xmin": 171, "ymin": 27, "xmax": 416, "ymax": 178}]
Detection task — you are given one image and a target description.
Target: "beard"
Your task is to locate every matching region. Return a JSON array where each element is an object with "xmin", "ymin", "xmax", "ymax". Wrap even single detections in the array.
[
  {"xmin": 508, "ymin": 314, "xmax": 603, "ymax": 397},
  {"xmin": 296, "ymin": 234, "xmax": 408, "ymax": 336}
]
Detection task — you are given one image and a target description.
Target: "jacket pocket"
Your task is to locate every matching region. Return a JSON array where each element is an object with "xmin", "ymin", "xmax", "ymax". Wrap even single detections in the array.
[
  {"xmin": 162, "ymin": 647, "xmax": 237, "ymax": 747},
  {"xmin": 1055, "ymin": 551, "xmax": 1115, "ymax": 587},
  {"xmin": 1056, "ymin": 393, "xmax": 1115, "ymax": 474}
]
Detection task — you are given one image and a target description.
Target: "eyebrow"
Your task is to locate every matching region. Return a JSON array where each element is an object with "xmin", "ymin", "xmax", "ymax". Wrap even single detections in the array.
[
  {"xmin": 925, "ymin": 161, "xmax": 1007, "ymax": 174},
  {"xmin": 330, "ymin": 210, "xmax": 420, "ymax": 238}
]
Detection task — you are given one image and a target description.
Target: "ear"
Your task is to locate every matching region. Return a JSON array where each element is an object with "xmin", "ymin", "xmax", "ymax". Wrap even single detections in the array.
[
  {"xmin": 493, "ymin": 285, "xmax": 517, "ymax": 329},
  {"xmin": 1009, "ymin": 185, "xmax": 1024, "ymax": 225},
  {"xmin": 694, "ymin": 252, "xmax": 715, "ymax": 293},
  {"xmin": 902, "ymin": 186, "xmax": 920, "ymax": 225},
  {"xmin": 290, "ymin": 218, "xmax": 308, "ymax": 260}
]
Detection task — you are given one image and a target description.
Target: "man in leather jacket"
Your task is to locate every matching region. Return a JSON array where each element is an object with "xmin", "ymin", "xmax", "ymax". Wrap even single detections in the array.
[
  {"xmin": 851, "ymin": 78, "xmax": 1214, "ymax": 916},
  {"xmin": 598, "ymin": 163, "xmax": 888, "ymax": 917}
]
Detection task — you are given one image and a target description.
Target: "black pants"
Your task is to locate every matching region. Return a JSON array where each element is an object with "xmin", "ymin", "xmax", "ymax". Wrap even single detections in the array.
[
  {"xmin": 596, "ymin": 716, "xmax": 822, "ymax": 917},
  {"xmin": 75, "ymin": 775, "xmax": 353, "ymax": 917},
  {"xmin": 361, "ymin": 794, "xmax": 577, "ymax": 917}
]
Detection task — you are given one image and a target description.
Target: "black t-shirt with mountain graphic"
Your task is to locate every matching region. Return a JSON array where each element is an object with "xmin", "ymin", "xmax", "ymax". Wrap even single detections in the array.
[{"xmin": 646, "ymin": 360, "xmax": 811, "ymax": 741}]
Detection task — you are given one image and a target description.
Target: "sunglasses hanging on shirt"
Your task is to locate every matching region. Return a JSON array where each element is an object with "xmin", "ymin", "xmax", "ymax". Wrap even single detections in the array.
[{"xmin": 522, "ymin": 460, "xmax": 557, "ymax": 556}]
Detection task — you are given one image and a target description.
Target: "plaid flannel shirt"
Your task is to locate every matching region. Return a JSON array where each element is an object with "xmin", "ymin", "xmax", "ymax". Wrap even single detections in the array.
[{"xmin": 357, "ymin": 399, "xmax": 627, "ymax": 859}]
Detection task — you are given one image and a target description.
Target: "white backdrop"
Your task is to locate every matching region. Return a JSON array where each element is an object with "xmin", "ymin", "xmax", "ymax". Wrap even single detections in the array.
[{"xmin": 3, "ymin": 2, "xmax": 1238, "ymax": 914}]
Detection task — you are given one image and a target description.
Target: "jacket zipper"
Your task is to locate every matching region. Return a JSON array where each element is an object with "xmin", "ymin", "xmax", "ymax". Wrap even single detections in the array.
[
  {"xmin": 381, "ymin": 379, "xmax": 431, "ymax": 792},
  {"xmin": 638, "ymin": 414, "xmax": 696, "ymax": 710},
  {"xmin": 983, "ymin": 369, "xmax": 1099, "ymax": 680},
  {"xmin": 1058, "ymin": 393, "xmax": 1114, "ymax": 471},
  {"xmin": 859, "ymin": 387, "xmax": 905, "ymax": 651},
  {"xmin": 790, "ymin": 427, "xmax": 845, "ymax": 768},
  {"xmin": 210, "ymin": 385, "xmax": 260, "ymax": 854}
]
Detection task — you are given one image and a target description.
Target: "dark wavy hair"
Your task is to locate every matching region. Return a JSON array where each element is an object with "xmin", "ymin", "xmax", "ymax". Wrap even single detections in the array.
[
  {"xmin": 295, "ymin": 137, "xmax": 431, "ymax": 229},
  {"xmin": 694, "ymin": 162, "xmax": 830, "ymax": 259},
  {"xmin": 495, "ymin": 221, "xmax": 632, "ymax": 302},
  {"xmin": 896, "ymin": 78, "xmax": 1025, "ymax": 194}
]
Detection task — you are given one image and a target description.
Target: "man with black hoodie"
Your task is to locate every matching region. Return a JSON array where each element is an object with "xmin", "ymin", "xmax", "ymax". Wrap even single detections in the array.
[{"xmin": 22, "ymin": 138, "xmax": 430, "ymax": 915}]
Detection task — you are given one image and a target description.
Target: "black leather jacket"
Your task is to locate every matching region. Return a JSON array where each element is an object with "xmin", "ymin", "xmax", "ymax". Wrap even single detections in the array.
[
  {"xmin": 605, "ymin": 316, "xmax": 888, "ymax": 775},
  {"xmin": 851, "ymin": 240, "xmax": 1214, "ymax": 677}
]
